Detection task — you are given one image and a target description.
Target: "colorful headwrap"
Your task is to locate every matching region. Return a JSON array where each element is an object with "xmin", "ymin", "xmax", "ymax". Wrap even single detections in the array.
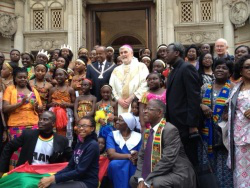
[
  {"xmin": 154, "ymin": 59, "xmax": 166, "ymax": 68},
  {"xmin": 83, "ymin": 78, "xmax": 92, "ymax": 85},
  {"xmin": 4, "ymin": 62, "xmax": 13, "ymax": 70}
]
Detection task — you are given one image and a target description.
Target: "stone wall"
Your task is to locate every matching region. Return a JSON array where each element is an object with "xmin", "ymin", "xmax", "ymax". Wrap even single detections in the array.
[
  {"xmin": 0, "ymin": 0, "xmax": 15, "ymax": 62},
  {"xmin": 0, "ymin": 0, "xmax": 249, "ymax": 60}
]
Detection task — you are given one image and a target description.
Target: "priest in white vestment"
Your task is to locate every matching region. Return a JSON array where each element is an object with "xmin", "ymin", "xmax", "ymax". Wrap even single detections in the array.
[{"xmin": 109, "ymin": 45, "xmax": 149, "ymax": 115}]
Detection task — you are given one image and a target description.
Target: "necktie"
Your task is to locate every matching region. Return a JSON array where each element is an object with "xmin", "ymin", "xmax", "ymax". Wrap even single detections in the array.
[
  {"xmin": 142, "ymin": 129, "xmax": 154, "ymax": 179},
  {"xmin": 98, "ymin": 62, "xmax": 103, "ymax": 72}
]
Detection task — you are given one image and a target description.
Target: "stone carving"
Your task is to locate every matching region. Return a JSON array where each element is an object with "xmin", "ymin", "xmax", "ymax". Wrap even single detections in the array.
[
  {"xmin": 29, "ymin": 39, "xmax": 65, "ymax": 50},
  {"xmin": 0, "ymin": 13, "xmax": 17, "ymax": 38},
  {"xmin": 177, "ymin": 31, "xmax": 219, "ymax": 44},
  {"xmin": 229, "ymin": 1, "xmax": 249, "ymax": 28}
]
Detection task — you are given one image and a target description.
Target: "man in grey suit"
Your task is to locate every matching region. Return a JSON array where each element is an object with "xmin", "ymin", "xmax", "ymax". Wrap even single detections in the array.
[{"xmin": 130, "ymin": 99, "xmax": 196, "ymax": 188}]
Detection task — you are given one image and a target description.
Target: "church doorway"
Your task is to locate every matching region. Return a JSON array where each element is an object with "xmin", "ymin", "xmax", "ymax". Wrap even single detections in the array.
[{"xmin": 86, "ymin": 2, "xmax": 156, "ymax": 58}]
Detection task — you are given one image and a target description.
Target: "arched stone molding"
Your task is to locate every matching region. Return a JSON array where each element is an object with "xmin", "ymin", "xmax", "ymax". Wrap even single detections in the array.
[
  {"xmin": 31, "ymin": 2, "xmax": 45, "ymax": 9},
  {"xmin": 107, "ymin": 32, "xmax": 146, "ymax": 49},
  {"xmin": 48, "ymin": 1, "xmax": 64, "ymax": 30}
]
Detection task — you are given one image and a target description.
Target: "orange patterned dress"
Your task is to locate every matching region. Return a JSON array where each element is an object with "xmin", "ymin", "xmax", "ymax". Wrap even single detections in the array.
[
  {"xmin": 51, "ymin": 88, "xmax": 71, "ymax": 104},
  {"xmin": 51, "ymin": 88, "xmax": 71, "ymax": 136},
  {"xmin": 77, "ymin": 100, "xmax": 93, "ymax": 118}
]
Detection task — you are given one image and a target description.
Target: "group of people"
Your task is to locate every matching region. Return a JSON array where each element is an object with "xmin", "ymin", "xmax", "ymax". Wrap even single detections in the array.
[{"xmin": 0, "ymin": 38, "xmax": 249, "ymax": 188}]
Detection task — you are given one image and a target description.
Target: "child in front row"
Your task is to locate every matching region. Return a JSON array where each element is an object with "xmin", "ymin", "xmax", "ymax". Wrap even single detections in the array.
[
  {"xmin": 95, "ymin": 84, "xmax": 117, "ymax": 125},
  {"xmin": 131, "ymin": 98, "xmax": 141, "ymax": 133},
  {"xmin": 74, "ymin": 78, "xmax": 96, "ymax": 123},
  {"xmin": 98, "ymin": 136, "xmax": 110, "ymax": 188},
  {"xmin": 47, "ymin": 68, "xmax": 76, "ymax": 146}
]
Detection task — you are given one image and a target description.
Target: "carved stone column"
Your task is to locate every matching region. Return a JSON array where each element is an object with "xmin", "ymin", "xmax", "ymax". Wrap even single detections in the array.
[
  {"xmin": 68, "ymin": 0, "xmax": 84, "ymax": 57},
  {"xmin": 67, "ymin": 0, "xmax": 74, "ymax": 54},
  {"xmin": 13, "ymin": 0, "xmax": 25, "ymax": 52},
  {"xmin": 223, "ymin": 0, "xmax": 234, "ymax": 55},
  {"xmin": 82, "ymin": 0, "xmax": 87, "ymax": 48},
  {"xmin": 156, "ymin": 0, "xmax": 174, "ymax": 45}
]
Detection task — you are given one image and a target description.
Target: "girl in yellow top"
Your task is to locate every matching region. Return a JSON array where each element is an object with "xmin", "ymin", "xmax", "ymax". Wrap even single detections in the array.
[{"xmin": 3, "ymin": 67, "xmax": 43, "ymax": 170}]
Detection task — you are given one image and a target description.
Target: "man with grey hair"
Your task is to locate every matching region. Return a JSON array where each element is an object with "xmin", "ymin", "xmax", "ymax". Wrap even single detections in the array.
[
  {"xmin": 130, "ymin": 99, "xmax": 196, "ymax": 188},
  {"xmin": 86, "ymin": 46, "xmax": 116, "ymax": 101},
  {"xmin": 109, "ymin": 44, "xmax": 149, "ymax": 116},
  {"xmin": 214, "ymin": 38, "xmax": 234, "ymax": 61}
]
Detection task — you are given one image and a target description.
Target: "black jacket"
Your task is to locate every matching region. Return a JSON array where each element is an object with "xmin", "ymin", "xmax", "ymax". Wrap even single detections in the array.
[
  {"xmin": 86, "ymin": 61, "xmax": 116, "ymax": 101},
  {"xmin": 166, "ymin": 58, "xmax": 201, "ymax": 138},
  {"xmin": 0, "ymin": 130, "xmax": 72, "ymax": 172}
]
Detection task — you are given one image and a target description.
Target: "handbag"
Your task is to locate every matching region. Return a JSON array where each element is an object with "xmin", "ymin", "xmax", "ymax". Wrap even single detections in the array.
[{"xmin": 196, "ymin": 135, "xmax": 220, "ymax": 188}]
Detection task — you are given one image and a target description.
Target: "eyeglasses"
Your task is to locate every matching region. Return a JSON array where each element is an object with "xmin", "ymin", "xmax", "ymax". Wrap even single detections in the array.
[
  {"xmin": 143, "ymin": 107, "xmax": 160, "ymax": 112},
  {"xmin": 77, "ymin": 124, "xmax": 93, "ymax": 129},
  {"xmin": 203, "ymin": 57, "xmax": 212, "ymax": 60},
  {"xmin": 242, "ymin": 66, "xmax": 250, "ymax": 70}
]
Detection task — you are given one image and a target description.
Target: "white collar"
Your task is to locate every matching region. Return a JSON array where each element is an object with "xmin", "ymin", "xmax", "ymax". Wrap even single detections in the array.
[
  {"xmin": 152, "ymin": 121, "xmax": 163, "ymax": 135},
  {"xmin": 113, "ymin": 130, "xmax": 141, "ymax": 151},
  {"xmin": 100, "ymin": 60, "xmax": 106, "ymax": 66}
]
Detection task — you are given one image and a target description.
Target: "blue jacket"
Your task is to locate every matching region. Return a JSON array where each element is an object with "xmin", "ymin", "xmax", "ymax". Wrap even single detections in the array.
[{"xmin": 55, "ymin": 132, "xmax": 99, "ymax": 188}]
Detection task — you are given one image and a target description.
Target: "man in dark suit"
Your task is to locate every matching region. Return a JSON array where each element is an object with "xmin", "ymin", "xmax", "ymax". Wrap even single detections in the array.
[
  {"xmin": 86, "ymin": 46, "xmax": 116, "ymax": 101},
  {"xmin": 0, "ymin": 111, "xmax": 72, "ymax": 176},
  {"xmin": 166, "ymin": 42, "xmax": 200, "ymax": 166},
  {"xmin": 130, "ymin": 100, "xmax": 196, "ymax": 188}
]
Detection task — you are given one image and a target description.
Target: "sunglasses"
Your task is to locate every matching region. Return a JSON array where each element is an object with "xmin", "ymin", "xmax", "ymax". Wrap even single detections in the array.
[{"xmin": 242, "ymin": 66, "xmax": 250, "ymax": 70}]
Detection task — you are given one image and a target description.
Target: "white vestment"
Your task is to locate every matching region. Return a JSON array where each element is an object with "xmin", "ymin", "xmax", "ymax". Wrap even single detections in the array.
[{"xmin": 109, "ymin": 58, "xmax": 149, "ymax": 115}]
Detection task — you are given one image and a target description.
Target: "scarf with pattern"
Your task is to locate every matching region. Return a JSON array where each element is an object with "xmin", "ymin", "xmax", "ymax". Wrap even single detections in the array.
[
  {"xmin": 143, "ymin": 118, "xmax": 166, "ymax": 171},
  {"xmin": 202, "ymin": 80, "xmax": 230, "ymax": 156}
]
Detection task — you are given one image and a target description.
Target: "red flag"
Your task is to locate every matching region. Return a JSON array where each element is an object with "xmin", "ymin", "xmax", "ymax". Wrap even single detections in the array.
[
  {"xmin": 7, "ymin": 162, "xmax": 68, "ymax": 175},
  {"xmin": 98, "ymin": 156, "xmax": 109, "ymax": 182}
]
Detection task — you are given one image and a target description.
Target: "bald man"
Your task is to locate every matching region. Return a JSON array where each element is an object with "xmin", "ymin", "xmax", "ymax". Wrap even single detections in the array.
[{"xmin": 214, "ymin": 38, "xmax": 234, "ymax": 61}]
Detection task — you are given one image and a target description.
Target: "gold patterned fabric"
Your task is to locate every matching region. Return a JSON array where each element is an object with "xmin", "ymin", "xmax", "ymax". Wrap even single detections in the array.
[{"xmin": 77, "ymin": 100, "xmax": 93, "ymax": 119}]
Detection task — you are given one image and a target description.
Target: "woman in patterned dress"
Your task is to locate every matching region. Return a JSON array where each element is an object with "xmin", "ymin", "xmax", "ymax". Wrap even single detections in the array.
[{"xmin": 227, "ymin": 55, "xmax": 250, "ymax": 188}]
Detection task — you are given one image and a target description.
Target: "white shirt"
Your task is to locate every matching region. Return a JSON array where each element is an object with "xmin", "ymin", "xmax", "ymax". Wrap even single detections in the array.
[
  {"xmin": 99, "ymin": 60, "xmax": 106, "ymax": 73},
  {"xmin": 32, "ymin": 135, "xmax": 54, "ymax": 165}
]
